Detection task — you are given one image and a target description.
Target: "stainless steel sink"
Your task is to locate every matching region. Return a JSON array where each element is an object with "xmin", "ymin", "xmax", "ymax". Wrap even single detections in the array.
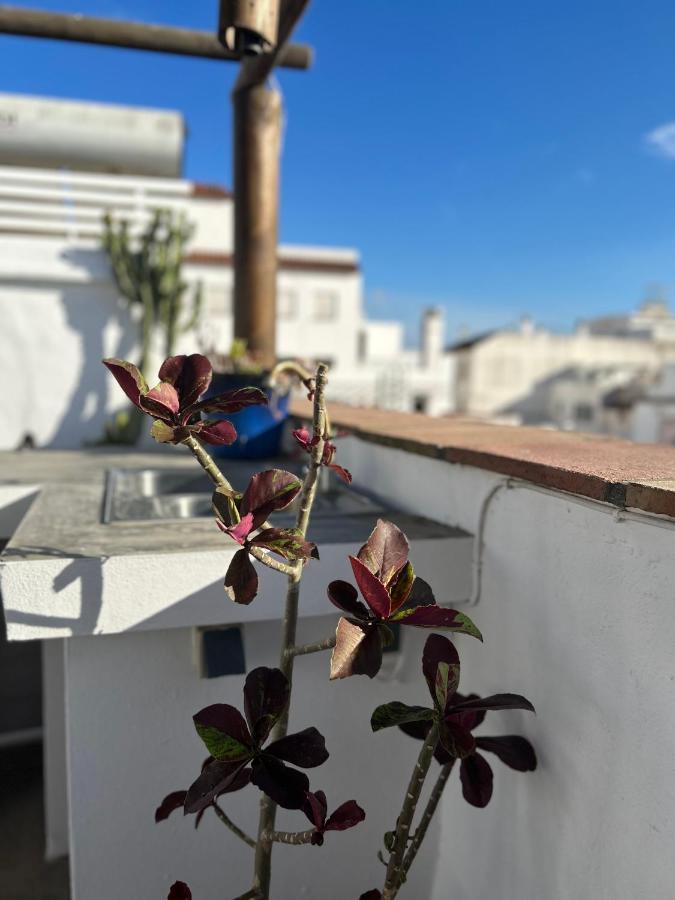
[{"xmin": 102, "ymin": 462, "xmax": 387, "ymax": 524}]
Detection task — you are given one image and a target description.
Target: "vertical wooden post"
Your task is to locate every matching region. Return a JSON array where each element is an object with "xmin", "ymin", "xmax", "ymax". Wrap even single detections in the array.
[{"xmin": 232, "ymin": 81, "xmax": 282, "ymax": 368}]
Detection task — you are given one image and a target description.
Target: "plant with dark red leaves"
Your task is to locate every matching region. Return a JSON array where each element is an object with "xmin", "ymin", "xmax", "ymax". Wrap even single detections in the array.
[
  {"xmin": 369, "ymin": 634, "xmax": 535, "ymax": 896},
  {"xmin": 184, "ymin": 667, "xmax": 328, "ymax": 813},
  {"xmin": 293, "ymin": 425, "xmax": 352, "ymax": 484},
  {"xmin": 105, "ymin": 356, "xmax": 538, "ymax": 900},
  {"xmin": 328, "ymin": 520, "xmax": 481, "ymax": 679},
  {"xmin": 399, "ymin": 687, "xmax": 537, "ymax": 808},
  {"xmin": 372, "ymin": 634, "xmax": 534, "ymax": 761},
  {"xmin": 212, "ymin": 469, "xmax": 319, "ymax": 605},
  {"xmin": 103, "ymin": 353, "xmax": 266, "ymax": 445},
  {"xmin": 302, "ymin": 791, "xmax": 365, "ymax": 845}
]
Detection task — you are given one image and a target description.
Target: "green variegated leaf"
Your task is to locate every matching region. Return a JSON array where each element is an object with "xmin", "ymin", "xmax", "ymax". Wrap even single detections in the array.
[
  {"xmin": 150, "ymin": 419, "xmax": 178, "ymax": 444},
  {"xmin": 370, "ymin": 701, "xmax": 434, "ymax": 733},
  {"xmin": 192, "ymin": 704, "xmax": 252, "ymax": 761}
]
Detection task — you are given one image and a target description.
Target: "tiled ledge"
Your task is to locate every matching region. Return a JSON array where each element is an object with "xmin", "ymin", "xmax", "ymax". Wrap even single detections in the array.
[{"xmin": 290, "ymin": 400, "xmax": 675, "ymax": 518}]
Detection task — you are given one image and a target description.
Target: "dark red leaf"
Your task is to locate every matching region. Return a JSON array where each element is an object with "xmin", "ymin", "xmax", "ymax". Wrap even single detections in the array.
[
  {"xmin": 155, "ymin": 790, "xmax": 186, "ymax": 823},
  {"xmin": 168, "ymin": 881, "xmax": 192, "ymax": 900},
  {"xmin": 102, "ymin": 358, "xmax": 148, "ymax": 407},
  {"xmin": 359, "ymin": 892, "xmax": 382, "ymax": 900},
  {"xmin": 460, "ymin": 753, "xmax": 494, "ymax": 807},
  {"xmin": 406, "ymin": 576, "xmax": 436, "ymax": 607},
  {"xmin": 219, "ymin": 513, "xmax": 255, "ymax": 545},
  {"xmin": 192, "ymin": 704, "xmax": 252, "ymax": 760},
  {"xmin": 475, "ymin": 735, "xmax": 537, "ymax": 771},
  {"xmin": 325, "ymin": 799, "xmax": 366, "ymax": 832},
  {"xmin": 159, "ymin": 353, "xmax": 212, "ymax": 409},
  {"xmin": 249, "ymin": 527, "xmax": 318, "ymax": 561},
  {"xmin": 392, "ymin": 604, "xmax": 482, "ymax": 640},
  {"xmin": 303, "ymin": 790, "xmax": 328, "ymax": 829},
  {"xmin": 266, "ymin": 726, "xmax": 328, "ymax": 768},
  {"xmin": 243, "ymin": 667, "xmax": 290, "ymax": 745},
  {"xmin": 241, "ymin": 469, "xmax": 302, "ymax": 528},
  {"xmin": 184, "ymin": 760, "xmax": 250, "ymax": 813},
  {"xmin": 329, "ymin": 463, "xmax": 352, "ymax": 484},
  {"xmin": 196, "ymin": 419, "xmax": 237, "ymax": 446},
  {"xmin": 422, "ymin": 634, "xmax": 460, "ymax": 710},
  {"xmin": 327, "ymin": 580, "xmax": 370, "ymax": 619},
  {"xmin": 439, "ymin": 720, "xmax": 476, "ymax": 759},
  {"xmin": 357, "ymin": 519, "xmax": 409, "ymax": 586},
  {"xmin": 224, "ymin": 548, "xmax": 258, "ymax": 605},
  {"xmin": 330, "ymin": 618, "xmax": 383, "ymax": 680},
  {"xmin": 192, "ymin": 386, "xmax": 268, "ymax": 415},
  {"xmin": 349, "ymin": 556, "xmax": 392, "ymax": 619},
  {"xmin": 251, "ymin": 756, "xmax": 310, "ymax": 810},
  {"xmin": 450, "ymin": 693, "xmax": 535, "ymax": 715},
  {"xmin": 446, "ymin": 693, "xmax": 486, "ymax": 731},
  {"xmin": 139, "ymin": 382, "xmax": 180, "ymax": 419}
]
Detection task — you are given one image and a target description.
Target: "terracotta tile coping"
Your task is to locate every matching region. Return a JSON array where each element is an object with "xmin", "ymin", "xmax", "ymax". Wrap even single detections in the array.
[{"xmin": 289, "ymin": 400, "xmax": 675, "ymax": 518}]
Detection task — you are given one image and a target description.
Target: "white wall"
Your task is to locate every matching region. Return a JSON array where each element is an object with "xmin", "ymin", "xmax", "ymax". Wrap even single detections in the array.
[
  {"xmin": 337, "ymin": 437, "xmax": 675, "ymax": 900},
  {"xmin": 64, "ymin": 616, "xmax": 441, "ymax": 900}
]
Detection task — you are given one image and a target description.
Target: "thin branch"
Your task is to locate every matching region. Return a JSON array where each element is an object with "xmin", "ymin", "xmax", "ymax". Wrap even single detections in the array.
[
  {"xmin": 247, "ymin": 547, "xmax": 296, "ymax": 577},
  {"xmin": 212, "ymin": 802, "xmax": 256, "ymax": 849},
  {"xmin": 286, "ymin": 635, "xmax": 336, "ymax": 658},
  {"xmin": 268, "ymin": 360, "xmax": 314, "ymax": 385},
  {"xmin": 381, "ymin": 722, "xmax": 440, "ymax": 900},
  {"xmin": 252, "ymin": 363, "xmax": 329, "ymax": 900},
  {"xmin": 401, "ymin": 762, "xmax": 453, "ymax": 877},
  {"xmin": 232, "ymin": 890, "xmax": 263, "ymax": 900},
  {"xmin": 260, "ymin": 829, "xmax": 315, "ymax": 845}
]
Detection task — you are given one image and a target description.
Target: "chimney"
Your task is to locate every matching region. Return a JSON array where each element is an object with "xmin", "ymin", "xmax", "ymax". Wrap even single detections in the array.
[{"xmin": 421, "ymin": 307, "xmax": 444, "ymax": 368}]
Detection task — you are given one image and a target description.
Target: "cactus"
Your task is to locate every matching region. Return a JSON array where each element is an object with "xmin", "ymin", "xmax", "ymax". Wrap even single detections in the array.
[{"xmin": 101, "ymin": 208, "xmax": 203, "ymax": 443}]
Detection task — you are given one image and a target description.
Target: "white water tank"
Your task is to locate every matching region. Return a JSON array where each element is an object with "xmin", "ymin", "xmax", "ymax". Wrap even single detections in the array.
[{"xmin": 0, "ymin": 93, "xmax": 184, "ymax": 177}]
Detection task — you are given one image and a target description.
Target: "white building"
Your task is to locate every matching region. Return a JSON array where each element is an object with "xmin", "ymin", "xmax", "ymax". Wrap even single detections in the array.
[
  {"xmin": 0, "ymin": 93, "xmax": 453, "ymax": 450},
  {"xmin": 450, "ymin": 315, "xmax": 669, "ymax": 427}
]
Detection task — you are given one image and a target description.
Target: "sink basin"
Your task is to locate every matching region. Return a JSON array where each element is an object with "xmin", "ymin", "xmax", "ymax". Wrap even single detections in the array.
[{"xmin": 102, "ymin": 462, "xmax": 387, "ymax": 524}]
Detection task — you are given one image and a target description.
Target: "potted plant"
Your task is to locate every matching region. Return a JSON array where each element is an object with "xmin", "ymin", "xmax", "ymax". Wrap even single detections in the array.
[{"xmin": 201, "ymin": 342, "xmax": 314, "ymax": 460}]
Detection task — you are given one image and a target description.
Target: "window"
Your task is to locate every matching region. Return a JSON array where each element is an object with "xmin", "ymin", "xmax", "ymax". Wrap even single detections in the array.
[
  {"xmin": 314, "ymin": 290, "xmax": 338, "ymax": 321},
  {"xmin": 413, "ymin": 395, "xmax": 428, "ymax": 413},
  {"xmin": 203, "ymin": 283, "xmax": 232, "ymax": 316},
  {"xmin": 278, "ymin": 289, "xmax": 298, "ymax": 320},
  {"xmin": 575, "ymin": 403, "xmax": 594, "ymax": 422}
]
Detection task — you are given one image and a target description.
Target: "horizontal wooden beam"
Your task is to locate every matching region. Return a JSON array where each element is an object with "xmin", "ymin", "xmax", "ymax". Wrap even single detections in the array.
[{"xmin": 0, "ymin": 5, "xmax": 312, "ymax": 69}]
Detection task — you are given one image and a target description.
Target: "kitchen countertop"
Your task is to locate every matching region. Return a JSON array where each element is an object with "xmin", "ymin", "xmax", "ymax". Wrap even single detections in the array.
[{"xmin": 0, "ymin": 447, "xmax": 472, "ymax": 642}]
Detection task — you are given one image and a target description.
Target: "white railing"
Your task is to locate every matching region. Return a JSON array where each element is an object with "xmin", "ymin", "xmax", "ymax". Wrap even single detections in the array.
[{"xmin": 0, "ymin": 165, "xmax": 192, "ymax": 240}]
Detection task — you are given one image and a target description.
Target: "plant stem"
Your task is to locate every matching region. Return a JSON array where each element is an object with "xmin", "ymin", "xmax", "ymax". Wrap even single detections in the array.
[
  {"xmin": 260, "ymin": 829, "xmax": 315, "ymax": 845},
  {"xmin": 251, "ymin": 363, "xmax": 329, "ymax": 900},
  {"xmin": 212, "ymin": 802, "xmax": 257, "ymax": 848},
  {"xmin": 401, "ymin": 762, "xmax": 453, "ymax": 878},
  {"xmin": 286, "ymin": 635, "xmax": 336, "ymax": 658},
  {"xmin": 381, "ymin": 722, "xmax": 440, "ymax": 900}
]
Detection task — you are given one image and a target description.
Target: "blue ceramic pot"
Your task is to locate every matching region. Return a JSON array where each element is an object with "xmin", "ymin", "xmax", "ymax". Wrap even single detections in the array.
[{"xmin": 205, "ymin": 372, "xmax": 290, "ymax": 459}]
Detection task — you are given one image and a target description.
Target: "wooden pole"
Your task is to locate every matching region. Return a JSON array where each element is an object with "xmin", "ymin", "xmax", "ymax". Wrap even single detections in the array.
[{"xmin": 232, "ymin": 82, "xmax": 282, "ymax": 368}]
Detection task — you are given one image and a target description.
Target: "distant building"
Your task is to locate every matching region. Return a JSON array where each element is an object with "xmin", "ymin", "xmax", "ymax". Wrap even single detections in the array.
[
  {"xmin": 0, "ymin": 94, "xmax": 452, "ymax": 449},
  {"xmin": 449, "ymin": 315, "xmax": 668, "ymax": 429}
]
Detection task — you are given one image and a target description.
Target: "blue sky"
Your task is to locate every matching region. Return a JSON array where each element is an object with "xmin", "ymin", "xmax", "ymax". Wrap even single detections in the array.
[{"xmin": 2, "ymin": 1, "xmax": 675, "ymax": 342}]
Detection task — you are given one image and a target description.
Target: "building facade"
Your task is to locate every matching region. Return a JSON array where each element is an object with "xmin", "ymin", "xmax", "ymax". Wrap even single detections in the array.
[{"xmin": 0, "ymin": 94, "xmax": 454, "ymax": 450}]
